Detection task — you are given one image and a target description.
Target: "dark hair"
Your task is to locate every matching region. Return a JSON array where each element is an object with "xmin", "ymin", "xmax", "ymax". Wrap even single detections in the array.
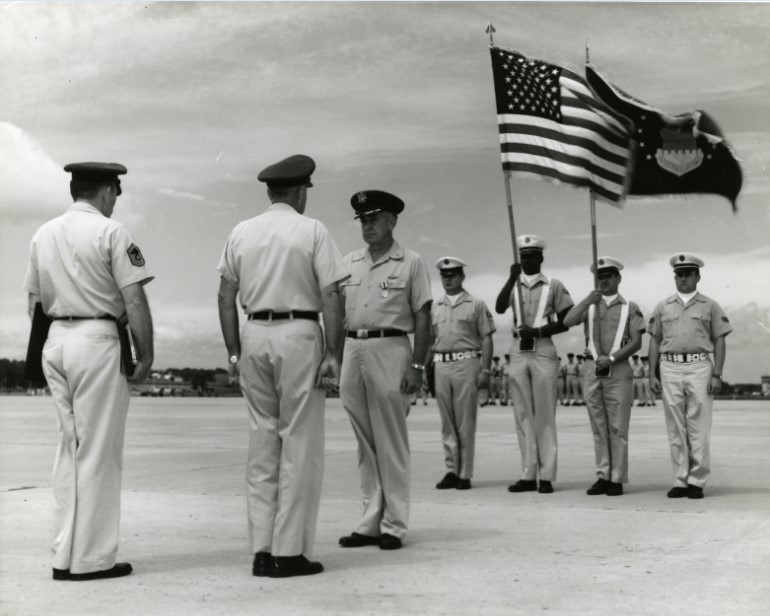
[
  {"xmin": 70, "ymin": 180, "xmax": 109, "ymax": 201},
  {"xmin": 267, "ymin": 185, "xmax": 297, "ymax": 201}
]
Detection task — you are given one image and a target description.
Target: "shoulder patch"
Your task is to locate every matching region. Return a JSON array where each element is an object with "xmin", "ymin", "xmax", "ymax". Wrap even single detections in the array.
[
  {"xmin": 127, "ymin": 243, "xmax": 146, "ymax": 267},
  {"xmin": 486, "ymin": 310, "xmax": 493, "ymax": 319},
  {"xmin": 636, "ymin": 309, "xmax": 643, "ymax": 318},
  {"xmin": 721, "ymin": 316, "xmax": 729, "ymax": 323},
  {"xmin": 648, "ymin": 318, "xmax": 655, "ymax": 325},
  {"xmin": 562, "ymin": 288, "xmax": 570, "ymax": 295}
]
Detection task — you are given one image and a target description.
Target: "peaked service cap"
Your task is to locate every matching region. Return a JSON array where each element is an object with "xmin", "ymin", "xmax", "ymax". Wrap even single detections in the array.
[
  {"xmin": 64, "ymin": 162, "xmax": 127, "ymax": 195},
  {"xmin": 351, "ymin": 190, "xmax": 404, "ymax": 219},
  {"xmin": 436, "ymin": 256, "xmax": 468, "ymax": 271},
  {"xmin": 670, "ymin": 253, "xmax": 705, "ymax": 269},
  {"xmin": 258, "ymin": 154, "xmax": 315, "ymax": 187},
  {"xmin": 517, "ymin": 234, "xmax": 546, "ymax": 252},
  {"xmin": 590, "ymin": 256, "xmax": 624, "ymax": 274}
]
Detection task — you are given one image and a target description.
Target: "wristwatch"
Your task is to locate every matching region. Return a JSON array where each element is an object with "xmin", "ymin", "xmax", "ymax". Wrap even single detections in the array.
[
  {"xmin": 712, "ymin": 373, "xmax": 721, "ymax": 379},
  {"xmin": 481, "ymin": 368, "xmax": 492, "ymax": 375},
  {"xmin": 410, "ymin": 363, "xmax": 425, "ymax": 372},
  {"xmin": 228, "ymin": 355, "xmax": 240, "ymax": 365},
  {"xmin": 608, "ymin": 354, "xmax": 616, "ymax": 364}
]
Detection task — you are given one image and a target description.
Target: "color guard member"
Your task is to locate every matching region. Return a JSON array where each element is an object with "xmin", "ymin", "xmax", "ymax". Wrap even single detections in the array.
[
  {"xmin": 25, "ymin": 162, "xmax": 154, "ymax": 581},
  {"xmin": 429, "ymin": 257, "xmax": 495, "ymax": 491},
  {"xmin": 338, "ymin": 190, "xmax": 432, "ymax": 550},
  {"xmin": 649, "ymin": 253, "xmax": 732, "ymax": 499},
  {"xmin": 217, "ymin": 154, "xmax": 347, "ymax": 577},
  {"xmin": 495, "ymin": 235, "xmax": 573, "ymax": 494},
  {"xmin": 564, "ymin": 257, "xmax": 645, "ymax": 496}
]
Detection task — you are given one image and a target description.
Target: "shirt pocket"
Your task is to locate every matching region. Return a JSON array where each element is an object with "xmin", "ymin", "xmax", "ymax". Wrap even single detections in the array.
[
  {"xmin": 689, "ymin": 312, "xmax": 713, "ymax": 340},
  {"xmin": 379, "ymin": 277, "xmax": 408, "ymax": 316}
]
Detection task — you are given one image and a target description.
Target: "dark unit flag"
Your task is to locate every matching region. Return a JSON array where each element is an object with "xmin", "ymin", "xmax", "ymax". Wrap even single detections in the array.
[
  {"xmin": 585, "ymin": 64, "xmax": 743, "ymax": 210},
  {"xmin": 489, "ymin": 46, "xmax": 633, "ymax": 205}
]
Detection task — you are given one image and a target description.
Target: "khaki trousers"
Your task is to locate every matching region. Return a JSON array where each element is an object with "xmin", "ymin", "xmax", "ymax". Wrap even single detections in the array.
[
  {"xmin": 660, "ymin": 360, "xmax": 714, "ymax": 488},
  {"xmin": 340, "ymin": 337, "xmax": 411, "ymax": 539},
  {"xmin": 509, "ymin": 338, "xmax": 559, "ymax": 482},
  {"xmin": 239, "ymin": 318, "xmax": 325, "ymax": 557},
  {"xmin": 583, "ymin": 361, "xmax": 633, "ymax": 483},
  {"xmin": 42, "ymin": 320, "xmax": 129, "ymax": 574},
  {"xmin": 434, "ymin": 358, "xmax": 480, "ymax": 479}
]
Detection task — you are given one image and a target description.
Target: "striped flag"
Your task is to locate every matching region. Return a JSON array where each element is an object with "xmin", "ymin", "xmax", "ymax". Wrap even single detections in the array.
[{"xmin": 489, "ymin": 46, "xmax": 633, "ymax": 204}]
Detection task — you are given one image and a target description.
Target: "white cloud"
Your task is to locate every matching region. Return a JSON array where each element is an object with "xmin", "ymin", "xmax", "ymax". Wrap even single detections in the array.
[
  {"xmin": 157, "ymin": 188, "xmax": 206, "ymax": 202},
  {"xmin": 0, "ymin": 122, "xmax": 69, "ymax": 223}
]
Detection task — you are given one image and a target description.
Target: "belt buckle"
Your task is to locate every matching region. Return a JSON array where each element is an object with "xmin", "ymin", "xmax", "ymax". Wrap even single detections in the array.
[
  {"xmin": 675, "ymin": 353, "xmax": 683, "ymax": 363},
  {"xmin": 356, "ymin": 329, "xmax": 368, "ymax": 339}
]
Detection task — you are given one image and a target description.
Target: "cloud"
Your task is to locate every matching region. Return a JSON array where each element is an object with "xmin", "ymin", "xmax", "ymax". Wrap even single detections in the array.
[
  {"xmin": 157, "ymin": 188, "xmax": 206, "ymax": 202},
  {"xmin": 0, "ymin": 122, "xmax": 69, "ymax": 223}
]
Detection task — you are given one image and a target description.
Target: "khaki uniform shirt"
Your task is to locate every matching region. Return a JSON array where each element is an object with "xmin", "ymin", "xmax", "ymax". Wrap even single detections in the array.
[
  {"xmin": 431, "ymin": 291, "xmax": 495, "ymax": 351},
  {"xmin": 509, "ymin": 273, "xmax": 573, "ymax": 329},
  {"xmin": 649, "ymin": 293, "xmax": 733, "ymax": 353},
  {"xmin": 24, "ymin": 202, "xmax": 153, "ymax": 317},
  {"xmin": 342, "ymin": 240, "xmax": 432, "ymax": 332},
  {"xmin": 566, "ymin": 361, "xmax": 580, "ymax": 377},
  {"xmin": 578, "ymin": 295, "xmax": 646, "ymax": 356},
  {"xmin": 217, "ymin": 203, "xmax": 348, "ymax": 312}
]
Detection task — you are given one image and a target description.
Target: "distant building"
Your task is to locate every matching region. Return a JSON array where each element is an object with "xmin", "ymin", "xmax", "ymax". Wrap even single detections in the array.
[{"xmin": 762, "ymin": 376, "xmax": 770, "ymax": 397}]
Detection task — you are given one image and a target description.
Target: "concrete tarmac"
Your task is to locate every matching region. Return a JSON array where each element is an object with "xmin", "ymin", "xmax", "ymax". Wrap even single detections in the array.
[{"xmin": 1, "ymin": 396, "xmax": 769, "ymax": 616}]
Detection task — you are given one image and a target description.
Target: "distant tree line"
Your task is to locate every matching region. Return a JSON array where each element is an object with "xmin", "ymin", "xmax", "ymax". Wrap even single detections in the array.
[{"xmin": 0, "ymin": 359, "xmax": 227, "ymax": 392}]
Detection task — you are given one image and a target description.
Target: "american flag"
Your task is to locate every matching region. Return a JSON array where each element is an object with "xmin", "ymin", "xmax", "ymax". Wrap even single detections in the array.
[{"xmin": 489, "ymin": 46, "xmax": 633, "ymax": 204}]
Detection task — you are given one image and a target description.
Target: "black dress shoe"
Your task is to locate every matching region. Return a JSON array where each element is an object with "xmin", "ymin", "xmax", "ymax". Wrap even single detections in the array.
[
  {"xmin": 52, "ymin": 568, "xmax": 70, "ymax": 581},
  {"xmin": 538, "ymin": 480, "xmax": 554, "ymax": 494},
  {"xmin": 270, "ymin": 555, "xmax": 323, "ymax": 578},
  {"xmin": 586, "ymin": 478, "xmax": 610, "ymax": 495},
  {"xmin": 252, "ymin": 552, "xmax": 273, "ymax": 577},
  {"xmin": 436, "ymin": 472, "xmax": 459, "ymax": 489},
  {"xmin": 686, "ymin": 484, "xmax": 704, "ymax": 499},
  {"xmin": 606, "ymin": 482, "xmax": 624, "ymax": 496},
  {"xmin": 667, "ymin": 486, "xmax": 688, "ymax": 498},
  {"xmin": 508, "ymin": 479, "xmax": 537, "ymax": 493},
  {"xmin": 455, "ymin": 478, "xmax": 471, "ymax": 490},
  {"xmin": 379, "ymin": 534, "xmax": 403, "ymax": 550},
  {"xmin": 66, "ymin": 562, "xmax": 133, "ymax": 581},
  {"xmin": 339, "ymin": 532, "xmax": 380, "ymax": 548}
]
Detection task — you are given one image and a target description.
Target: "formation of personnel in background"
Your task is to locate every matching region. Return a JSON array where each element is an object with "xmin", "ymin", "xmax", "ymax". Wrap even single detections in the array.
[
  {"xmin": 25, "ymin": 162, "xmax": 155, "ymax": 581},
  {"xmin": 557, "ymin": 356, "xmax": 567, "ymax": 405},
  {"xmin": 338, "ymin": 190, "xmax": 432, "ymax": 551},
  {"xmin": 495, "ymin": 235, "xmax": 574, "ymax": 495},
  {"xmin": 217, "ymin": 154, "xmax": 347, "ymax": 578},
  {"xmin": 565, "ymin": 352, "xmax": 582, "ymax": 405},
  {"xmin": 563, "ymin": 257, "xmax": 645, "ymax": 496},
  {"xmin": 500, "ymin": 353, "xmax": 511, "ymax": 406},
  {"xmin": 409, "ymin": 374, "xmax": 430, "ymax": 406},
  {"xmin": 480, "ymin": 356, "xmax": 502, "ymax": 406},
  {"xmin": 640, "ymin": 356, "xmax": 656, "ymax": 406},
  {"xmin": 631, "ymin": 355, "xmax": 646, "ymax": 406},
  {"xmin": 429, "ymin": 257, "xmax": 495, "ymax": 491},
  {"xmin": 648, "ymin": 254, "xmax": 732, "ymax": 499}
]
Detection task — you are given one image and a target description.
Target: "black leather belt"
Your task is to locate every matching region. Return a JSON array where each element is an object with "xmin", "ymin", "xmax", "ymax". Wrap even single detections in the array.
[
  {"xmin": 513, "ymin": 332, "xmax": 551, "ymax": 339},
  {"xmin": 52, "ymin": 315, "xmax": 116, "ymax": 322},
  {"xmin": 248, "ymin": 311, "xmax": 319, "ymax": 322},
  {"xmin": 346, "ymin": 329, "xmax": 407, "ymax": 339}
]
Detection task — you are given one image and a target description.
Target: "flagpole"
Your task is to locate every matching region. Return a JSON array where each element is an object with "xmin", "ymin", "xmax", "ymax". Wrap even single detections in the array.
[
  {"xmin": 488, "ymin": 22, "xmax": 524, "ymax": 322},
  {"xmin": 585, "ymin": 43, "xmax": 604, "ymax": 359},
  {"xmin": 504, "ymin": 171, "xmax": 526, "ymax": 321}
]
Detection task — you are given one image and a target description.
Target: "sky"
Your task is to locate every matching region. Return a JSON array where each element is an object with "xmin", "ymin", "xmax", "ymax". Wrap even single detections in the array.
[{"xmin": 1, "ymin": 1, "xmax": 768, "ymax": 383}]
